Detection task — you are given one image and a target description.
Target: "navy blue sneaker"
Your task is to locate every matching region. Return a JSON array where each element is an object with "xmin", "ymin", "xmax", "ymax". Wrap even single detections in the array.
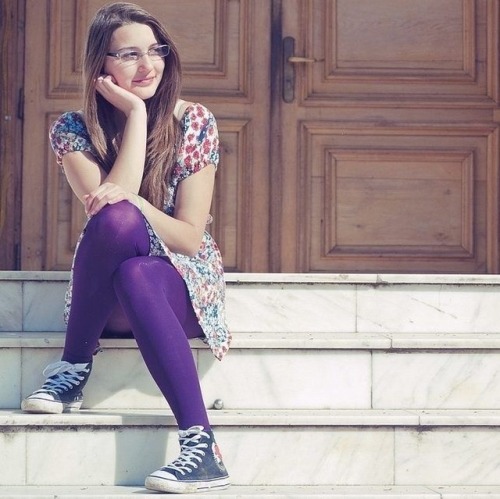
[
  {"xmin": 21, "ymin": 360, "xmax": 92, "ymax": 414},
  {"xmin": 145, "ymin": 425, "xmax": 230, "ymax": 493}
]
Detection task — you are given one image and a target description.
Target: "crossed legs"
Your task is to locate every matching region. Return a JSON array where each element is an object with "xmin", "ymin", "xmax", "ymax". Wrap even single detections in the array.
[{"xmin": 63, "ymin": 201, "xmax": 209, "ymax": 429}]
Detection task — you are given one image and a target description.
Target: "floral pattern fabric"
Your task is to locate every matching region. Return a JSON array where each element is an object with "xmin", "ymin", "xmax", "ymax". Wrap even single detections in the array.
[{"xmin": 49, "ymin": 104, "xmax": 231, "ymax": 360}]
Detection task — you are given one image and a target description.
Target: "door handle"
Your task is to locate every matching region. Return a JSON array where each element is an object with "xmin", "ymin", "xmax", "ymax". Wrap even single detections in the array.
[
  {"xmin": 288, "ymin": 56, "xmax": 316, "ymax": 63},
  {"xmin": 282, "ymin": 36, "xmax": 316, "ymax": 103}
]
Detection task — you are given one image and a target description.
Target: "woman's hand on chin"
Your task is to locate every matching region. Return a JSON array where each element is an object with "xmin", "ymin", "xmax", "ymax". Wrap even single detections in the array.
[{"xmin": 95, "ymin": 75, "xmax": 146, "ymax": 116}]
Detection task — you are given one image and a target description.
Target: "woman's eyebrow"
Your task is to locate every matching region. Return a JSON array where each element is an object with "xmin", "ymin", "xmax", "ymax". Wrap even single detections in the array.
[{"xmin": 113, "ymin": 42, "xmax": 161, "ymax": 51}]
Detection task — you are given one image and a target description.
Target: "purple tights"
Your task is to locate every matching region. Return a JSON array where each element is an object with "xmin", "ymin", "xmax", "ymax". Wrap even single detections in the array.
[{"xmin": 62, "ymin": 201, "xmax": 210, "ymax": 430}]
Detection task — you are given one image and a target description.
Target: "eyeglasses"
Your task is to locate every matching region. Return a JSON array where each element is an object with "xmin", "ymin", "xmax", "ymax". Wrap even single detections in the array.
[{"xmin": 106, "ymin": 44, "xmax": 171, "ymax": 63}]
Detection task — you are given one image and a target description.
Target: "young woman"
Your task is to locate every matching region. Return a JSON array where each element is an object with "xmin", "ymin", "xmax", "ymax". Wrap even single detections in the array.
[{"xmin": 21, "ymin": 2, "xmax": 231, "ymax": 494}]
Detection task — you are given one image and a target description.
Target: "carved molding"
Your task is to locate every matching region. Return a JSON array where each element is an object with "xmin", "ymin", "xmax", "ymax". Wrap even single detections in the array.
[
  {"xmin": 181, "ymin": 0, "xmax": 252, "ymax": 100},
  {"xmin": 47, "ymin": 0, "xmax": 82, "ymax": 98},
  {"xmin": 323, "ymin": 149, "xmax": 474, "ymax": 257},
  {"xmin": 327, "ymin": 0, "xmax": 475, "ymax": 78},
  {"xmin": 45, "ymin": 113, "xmax": 57, "ymax": 270},
  {"xmin": 486, "ymin": 0, "xmax": 500, "ymax": 102},
  {"xmin": 45, "ymin": 111, "xmax": 86, "ymax": 269},
  {"xmin": 47, "ymin": 0, "xmax": 252, "ymax": 100},
  {"xmin": 299, "ymin": 0, "xmax": 498, "ymax": 106},
  {"xmin": 299, "ymin": 121, "xmax": 497, "ymax": 272},
  {"xmin": 212, "ymin": 118, "xmax": 251, "ymax": 271}
]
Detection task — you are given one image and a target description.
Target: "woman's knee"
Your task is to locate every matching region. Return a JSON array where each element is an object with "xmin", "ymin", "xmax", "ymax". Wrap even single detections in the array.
[
  {"xmin": 113, "ymin": 257, "xmax": 183, "ymax": 299},
  {"xmin": 114, "ymin": 256, "xmax": 153, "ymax": 286},
  {"xmin": 113, "ymin": 256, "xmax": 202, "ymax": 336},
  {"xmin": 84, "ymin": 201, "xmax": 148, "ymax": 250},
  {"xmin": 87, "ymin": 201, "xmax": 140, "ymax": 235}
]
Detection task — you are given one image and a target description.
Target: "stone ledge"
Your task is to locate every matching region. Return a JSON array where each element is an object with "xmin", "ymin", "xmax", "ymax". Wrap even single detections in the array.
[
  {"xmin": 0, "ymin": 484, "xmax": 485, "ymax": 498},
  {"xmin": 3, "ymin": 270, "xmax": 500, "ymax": 285},
  {"xmin": 5, "ymin": 485, "xmax": 500, "ymax": 498},
  {"xmin": 2, "ymin": 409, "xmax": 500, "ymax": 428},
  {"xmin": 3, "ymin": 331, "xmax": 500, "ymax": 350}
]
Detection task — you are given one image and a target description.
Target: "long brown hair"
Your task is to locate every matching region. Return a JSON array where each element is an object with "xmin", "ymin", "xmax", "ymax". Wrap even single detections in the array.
[{"xmin": 82, "ymin": 2, "xmax": 182, "ymax": 209}]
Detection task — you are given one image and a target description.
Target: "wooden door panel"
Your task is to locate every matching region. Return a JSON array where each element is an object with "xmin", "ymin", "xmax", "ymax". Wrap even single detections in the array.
[
  {"xmin": 280, "ymin": 0, "xmax": 499, "ymax": 273},
  {"xmin": 48, "ymin": 0, "xmax": 85, "ymax": 99},
  {"xmin": 211, "ymin": 118, "xmax": 252, "ymax": 271},
  {"xmin": 23, "ymin": 0, "xmax": 270, "ymax": 271},
  {"xmin": 303, "ymin": 0, "xmax": 493, "ymax": 103},
  {"xmin": 303, "ymin": 121, "xmax": 495, "ymax": 272}
]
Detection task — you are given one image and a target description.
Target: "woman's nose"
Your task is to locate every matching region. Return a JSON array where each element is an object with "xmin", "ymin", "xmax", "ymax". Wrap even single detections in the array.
[{"xmin": 138, "ymin": 54, "xmax": 154, "ymax": 71}]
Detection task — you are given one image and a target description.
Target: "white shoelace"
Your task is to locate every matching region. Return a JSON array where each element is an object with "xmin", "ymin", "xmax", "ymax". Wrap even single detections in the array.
[
  {"xmin": 166, "ymin": 426, "xmax": 210, "ymax": 475},
  {"xmin": 37, "ymin": 361, "xmax": 89, "ymax": 394}
]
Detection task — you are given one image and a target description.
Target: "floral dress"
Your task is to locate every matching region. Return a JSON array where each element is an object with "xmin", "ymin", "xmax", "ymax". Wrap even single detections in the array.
[{"xmin": 49, "ymin": 103, "xmax": 231, "ymax": 360}]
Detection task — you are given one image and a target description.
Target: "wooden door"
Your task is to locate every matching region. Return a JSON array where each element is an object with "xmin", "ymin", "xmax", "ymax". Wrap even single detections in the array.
[
  {"xmin": 21, "ymin": 0, "xmax": 500, "ymax": 274},
  {"xmin": 276, "ymin": 0, "xmax": 500, "ymax": 273},
  {"xmin": 21, "ymin": 0, "xmax": 270, "ymax": 272}
]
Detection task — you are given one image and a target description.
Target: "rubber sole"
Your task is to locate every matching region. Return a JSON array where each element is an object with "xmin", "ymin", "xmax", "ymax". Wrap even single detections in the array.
[
  {"xmin": 144, "ymin": 475, "xmax": 230, "ymax": 494},
  {"xmin": 21, "ymin": 396, "xmax": 82, "ymax": 414}
]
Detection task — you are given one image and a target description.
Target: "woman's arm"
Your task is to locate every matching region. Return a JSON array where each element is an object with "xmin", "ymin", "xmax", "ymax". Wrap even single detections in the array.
[
  {"xmin": 62, "ymin": 149, "xmax": 144, "ymax": 217},
  {"xmin": 91, "ymin": 76, "xmax": 147, "ymax": 195},
  {"xmin": 141, "ymin": 164, "xmax": 216, "ymax": 257},
  {"xmin": 63, "ymin": 147, "xmax": 216, "ymax": 257},
  {"xmin": 61, "ymin": 76, "xmax": 147, "ymax": 216}
]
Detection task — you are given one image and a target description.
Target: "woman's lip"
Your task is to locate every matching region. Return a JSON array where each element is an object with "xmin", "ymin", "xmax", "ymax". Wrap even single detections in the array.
[{"xmin": 133, "ymin": 76, "xmax": 155, "ymax": 84}]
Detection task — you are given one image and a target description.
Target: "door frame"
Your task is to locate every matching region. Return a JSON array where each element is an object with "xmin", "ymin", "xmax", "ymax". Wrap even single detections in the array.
[{"xmin": 0, "ymin": 0, "xmax": 24, "ymax": 270}]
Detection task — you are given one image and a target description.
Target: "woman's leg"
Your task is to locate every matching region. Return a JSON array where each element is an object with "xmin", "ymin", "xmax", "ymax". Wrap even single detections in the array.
[
  {"xmin": 62, "ymin": 201, "xmax": 150, "ymax": 364},
  {"xmin": 65, "ymin": 200, "xmax": 209, "ymax": 429},
  {"xmin": 22, "ymin": 201, "xmax": 150, "ymax": 414},
  {"xmin": 113, "ymin": 256, "xmax": 210, "ymax": 430}
]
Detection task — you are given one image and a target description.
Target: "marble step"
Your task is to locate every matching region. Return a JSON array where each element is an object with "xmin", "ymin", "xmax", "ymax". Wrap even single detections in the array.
[
  {"xmin": 2, "ymin": 485, "xmax": 500, "ymax": 498},
  {"xmin": 4, "ymin": 273, "xmax": 500, "ymax": 490},
  {"xmin": 2, "ymin": 271, "xmax": 500, "ymax": 336},
  {"xmin": 3, "ymin": 331, "xmax": 500, "ymax": 411},
  {"xmin": 2, "ymin": 409, "xmax": 500, "ymax": 487}
]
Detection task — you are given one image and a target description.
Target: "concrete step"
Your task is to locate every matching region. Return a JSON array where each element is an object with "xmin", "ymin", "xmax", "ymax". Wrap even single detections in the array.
[
  {"xmin": 3, "ymin": 331, "xmax": 500, "ymax": 411},
  {"xmin": 1, "ymin": 409, "xmax": 500, "ymax": 487},
  {"xmin": 2, "ymin": 485, "xmax": 500, "ymax": 498}
]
